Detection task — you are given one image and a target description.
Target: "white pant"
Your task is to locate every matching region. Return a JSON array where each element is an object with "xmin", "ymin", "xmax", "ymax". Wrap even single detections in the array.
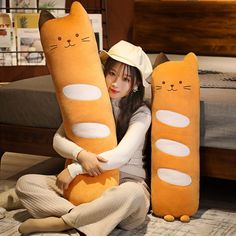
[{"xmin": 16, "ymin": 174, "xmax": 150, "ymax": 236}]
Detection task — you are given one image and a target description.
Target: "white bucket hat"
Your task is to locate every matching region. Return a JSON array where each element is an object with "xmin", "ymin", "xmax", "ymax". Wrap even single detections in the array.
[{"xmin": 100, "ymin": 40, "xmax": 152, "ymax": 87}]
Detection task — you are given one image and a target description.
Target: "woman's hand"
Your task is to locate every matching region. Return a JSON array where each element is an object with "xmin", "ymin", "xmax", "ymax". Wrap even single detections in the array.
[
  {"xmin": 56, "ymin": 168, "xmax": 73, "ymax": 190},
  {"xmin": 76, "ymin": 150, "xmax": 107, "ymax": 177}
]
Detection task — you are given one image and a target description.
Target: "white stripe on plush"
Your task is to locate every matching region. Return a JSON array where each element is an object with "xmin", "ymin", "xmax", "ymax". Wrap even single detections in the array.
[
  {"xmin": 155, "ymin": 139, "xmax": 190, "ymax": 157},
  {"xmin": 156, "ymin": 110, "xmax": 190, "ymax": 128},
  {"xmin": 63, "ymin": 84, "xmax": 102, "ymax": 100},
  {"xmin": 157, "ymin": 168, "xmax": 192, "ymax": 186},
  {"xmin": 72, "ymin": 122, "xmax": 110, "ymax": 138}
]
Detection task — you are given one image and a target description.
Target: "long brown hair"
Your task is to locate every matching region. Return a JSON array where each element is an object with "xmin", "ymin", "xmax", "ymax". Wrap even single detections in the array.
[{"xmin": 104, "ymin": 57, "xmax": 146, "ymax": 142}]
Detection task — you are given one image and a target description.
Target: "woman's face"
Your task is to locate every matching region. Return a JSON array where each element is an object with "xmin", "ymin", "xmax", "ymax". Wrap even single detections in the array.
[{"xmin": 105, "ymin": 62, "xmax": 133, "ymax": 100}]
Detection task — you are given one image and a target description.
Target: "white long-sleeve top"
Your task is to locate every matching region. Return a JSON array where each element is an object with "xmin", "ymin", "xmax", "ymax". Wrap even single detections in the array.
[{"xmin": 53, "ymin": 102, "xmax": 151, "ymax": 179}]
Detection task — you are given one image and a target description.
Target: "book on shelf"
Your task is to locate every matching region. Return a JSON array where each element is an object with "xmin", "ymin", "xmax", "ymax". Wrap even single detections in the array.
[
  {"xmin": 13, "ymin": 12, "xmax": 45, "ymax": 65},
  {"xmin": 0, "ymin": 12, "xmax": 11, "ymax": 29},
  {"xmin": 0, "ymin": 0, "xmax": 6, "ymax": 13},
  {"xmin": 10, "ymin": 0, "xmax": 37, "ymax": 13},
  {"xmin": 0, "ymin": 13, "xmax": 17, "ymax": 66},
  {"xmin": 39, "ymin": 0, "xmax": 66, "ymax": 14},
  {"xmin": 16, "ymin": 28, "xmax": 45, "ymax": 65},
  {"xmin": 14, "ymin": 12, "xmax": 39, "ymax": 28},
  {"xmin": 0, "ymin": 27, "xmax": 11, "ymax": 48}
]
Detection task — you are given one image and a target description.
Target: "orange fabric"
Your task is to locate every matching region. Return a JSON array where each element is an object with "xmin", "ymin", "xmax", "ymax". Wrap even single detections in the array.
[
  {"xmin": 39, "ymin": 1, "xmax": 118, "ymax": 205},
  {"xmin": 151, "ymin": 53, "xmax": 200, "ymax": 220}
]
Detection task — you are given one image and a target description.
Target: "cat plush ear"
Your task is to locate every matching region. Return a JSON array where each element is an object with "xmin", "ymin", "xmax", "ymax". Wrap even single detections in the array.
[
  {"xmin": 184, "ymin": 52, "xmax": 198, "ymax": 72},
  {"xmin": 70, "ymin": 1, "xmax": 83, "ymax": 17},
  {"xmin": 153, "ymin": 52, "xmax": 169, "ymax": 68},
  {"xmin": 147, "ymin": 52, "xmax": 169, "ymax": 84},
  {"xmin": 38, "ymin": 10, "xmax": 55, "ymax": 29}
]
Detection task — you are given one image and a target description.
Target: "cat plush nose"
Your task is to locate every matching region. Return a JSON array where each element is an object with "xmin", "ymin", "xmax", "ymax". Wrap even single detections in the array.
[
  {"xmin": 67, "ymin": 39, "xmax": 71, "ymax": 43},
  {"xmin": 171, "ymin": 84, "xmax": 174, "ymax": 88}
]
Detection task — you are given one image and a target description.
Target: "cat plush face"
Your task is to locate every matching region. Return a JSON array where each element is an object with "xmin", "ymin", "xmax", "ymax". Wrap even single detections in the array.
[
  {"xmin": 153, "ymin": 53, "xmax": 198, "ymax": 98},
  {"xmin": 45, "ymin": 27, "xmax": 90, "ymax": 53},
  {"xmin": 40, "ymin": 15, "xmax": 92, "ymax": 51},
  {"xmin": 152, "ymin": 53, "xmax": 199, "ymax": 114},
  {"xmin": 39, "ymin": 3, "xmax": 98, "ymax": 74}
]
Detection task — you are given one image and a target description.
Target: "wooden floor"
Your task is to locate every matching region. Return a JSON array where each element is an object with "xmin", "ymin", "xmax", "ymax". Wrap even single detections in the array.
[{"xmin": 0, "ymin": 152, "xmax": 64, "ymax": 193}]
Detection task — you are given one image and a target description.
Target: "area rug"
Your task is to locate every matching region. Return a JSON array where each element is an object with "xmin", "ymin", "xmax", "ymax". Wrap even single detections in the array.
[
  {"xmin": 0, "ymin": 207, "xmax": 236, "ymax": 236},
  {"xmin": 1, "ymin": 153, "xmax": 236, "ymax": 235}
]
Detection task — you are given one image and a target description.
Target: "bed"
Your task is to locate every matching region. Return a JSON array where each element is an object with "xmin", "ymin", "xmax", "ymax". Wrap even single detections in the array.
[
  {"xmin": 0, "ymin": 0, "xmax": 236, "ymax": 180},
  {"xmin": 133, "ymin": 0, "xmax": 236, "ymax": 180}
]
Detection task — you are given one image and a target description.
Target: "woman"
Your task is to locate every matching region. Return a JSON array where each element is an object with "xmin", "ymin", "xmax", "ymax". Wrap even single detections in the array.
[{"xmin": 15, "ymin": 40, "xmax": 153, "ymax": 235}]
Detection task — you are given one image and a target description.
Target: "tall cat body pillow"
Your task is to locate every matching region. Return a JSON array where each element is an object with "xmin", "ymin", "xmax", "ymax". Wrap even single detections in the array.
[
  {"xmin": 39, "ymin": 1, "xmax": 118, "ymax": 205},
  {"xmin": 151, "ymin": 53, "xmax": 200, "ymax": 222}
]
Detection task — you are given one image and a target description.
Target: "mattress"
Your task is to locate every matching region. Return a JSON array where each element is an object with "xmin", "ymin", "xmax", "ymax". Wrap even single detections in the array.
[
  {"xmin": 0, "ymin": 75, "xmax": 62, "ymax": 128},
  {"xmin": 199, "ymin": 71, "xmax": 236, "ymax": 149}
]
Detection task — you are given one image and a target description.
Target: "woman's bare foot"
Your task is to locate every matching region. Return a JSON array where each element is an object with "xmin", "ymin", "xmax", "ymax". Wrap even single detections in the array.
[
  {"xmin": 0, "ymin": 188, "xmax": 22, "ymax": 210},
  {"xmin": 18, "ymin": 217, "xmax": 72, "ymax": 234}
]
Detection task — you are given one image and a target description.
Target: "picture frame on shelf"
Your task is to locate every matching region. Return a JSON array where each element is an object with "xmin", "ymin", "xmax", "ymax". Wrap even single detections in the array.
[
  {"xmin": 0, "ymin": 13, "xmax": 17, "ymax": 66},
  {"xmin": 10, "ymin": 0, "xmax": 37, "ymax": 13},
  {"xmin": 0, "ymin": 0, "xmax": 6, "ymax": 13},
  {"xmin": 38, "ymin": 0, "xmax": 66, "ymax": 14},
  {"xmin": 16, "ymin": 28, "xmax": 45, "ymax": 65},
  {"xmin": 14, "ymin": 12, "xmax": 39, "ymax": 28}
]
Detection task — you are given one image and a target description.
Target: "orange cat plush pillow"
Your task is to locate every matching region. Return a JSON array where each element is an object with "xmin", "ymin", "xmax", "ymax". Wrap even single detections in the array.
[
  {"xmin": 39, "ymin": 1, "xmax": 118, "ymax": 205},
  {"xmin": 151, "ymin": 53, "xmax": 200, "ymax": 222}
]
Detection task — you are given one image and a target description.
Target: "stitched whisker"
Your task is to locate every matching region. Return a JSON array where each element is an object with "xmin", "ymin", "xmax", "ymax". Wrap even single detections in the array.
[
  {"xmin": 81, "ymin": 36, "xmax": 90, "ymax": 42},
  {"xmin": 49, "ymin": 46, "xmax": 57, "ymax": 51}
]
